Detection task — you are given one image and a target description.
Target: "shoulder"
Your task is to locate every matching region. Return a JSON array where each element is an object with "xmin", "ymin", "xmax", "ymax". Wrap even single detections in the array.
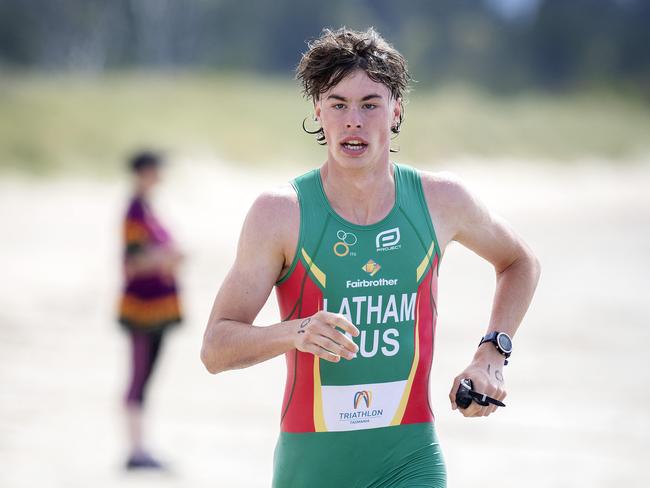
[
  {"xmin": 240, "ymin": 183, "xmax": 299, "ymax": 254},
  {"xmin": 417, "ymin": 169, "xmax": 488, "ymax": 248},
  {"xmin": 418, "ymin": 170, "xmax": 478, "ymax": 214},
  {"xmin": 126, "ymin": 197, "xmax": 145, "ymax": 219},
  {"xmin": 246, "ymin": 183, "xmax": 298, "ymax": 227}
]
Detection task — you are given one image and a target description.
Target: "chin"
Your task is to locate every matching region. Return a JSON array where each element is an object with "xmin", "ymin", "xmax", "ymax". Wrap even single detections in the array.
[{"xmin": 334, "ymin": 157, "xmax": 371, "ymax": 171}]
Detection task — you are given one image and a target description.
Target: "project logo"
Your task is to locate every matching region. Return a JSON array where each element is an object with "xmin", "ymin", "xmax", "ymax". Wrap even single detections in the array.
[{"xmin": 376, "ymin": 227, "xmax": 401, "ymax": 251}]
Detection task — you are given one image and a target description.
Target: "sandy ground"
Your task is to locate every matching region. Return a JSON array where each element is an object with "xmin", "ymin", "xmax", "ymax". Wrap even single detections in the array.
[{"xmin": 1, "ymin": 159, "xmax": 649, "ymax": 488}]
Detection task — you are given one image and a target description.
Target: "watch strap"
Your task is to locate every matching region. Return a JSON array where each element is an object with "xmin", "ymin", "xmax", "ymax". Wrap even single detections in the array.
[
  {"xmin": 478, "ymin": 331, "xmax": 511, "ymax": 364},
  {"xmin": 478, "ymin": 331, "xmax": 499, "ymax": 348}
]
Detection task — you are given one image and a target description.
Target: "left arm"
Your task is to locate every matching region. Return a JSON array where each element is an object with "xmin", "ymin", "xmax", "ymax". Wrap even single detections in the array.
[{"xmin": 423, "ymin": 172, "xmax": 541, "ymax": 417}]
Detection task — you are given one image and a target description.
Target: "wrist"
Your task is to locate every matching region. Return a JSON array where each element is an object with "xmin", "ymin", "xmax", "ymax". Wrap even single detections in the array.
[
  {"xmin": 474, "ymin": 342, "xmax": 504, "ymax": 362},
  {"xmin": 289, "ymin": 316, "xmax": 312, "ymax": 347},
  {"xmin": 286, "ymin": 319, "xmax": 301, "ymax": 348},
  {"xmin": 477, "ymin": 330, "xmax": 513, "ymax": 365}
]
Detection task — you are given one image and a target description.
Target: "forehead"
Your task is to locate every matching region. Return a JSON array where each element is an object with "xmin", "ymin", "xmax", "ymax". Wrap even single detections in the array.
[
  {"xmin": 321, "ymin": 69, "xmax": 391, "ymax": 100},
  {"xmin": 137, "ymin": 164, "xmax": 160, "ymax": 175}
]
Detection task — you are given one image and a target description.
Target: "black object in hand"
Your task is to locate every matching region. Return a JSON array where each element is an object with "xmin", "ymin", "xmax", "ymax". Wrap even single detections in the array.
[
  {"xmin": 455, "ymin": 378, "xmax": 474, "ymax": 409},
  {"xmin": 455, "ymin": 378, "xmax": 506, "ymax": 409}
]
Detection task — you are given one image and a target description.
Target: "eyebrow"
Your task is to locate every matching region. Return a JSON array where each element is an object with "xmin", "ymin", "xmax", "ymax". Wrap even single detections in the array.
[{"xmin": 326, "ymin": 93, "xmax": 384, "ymax": 102}]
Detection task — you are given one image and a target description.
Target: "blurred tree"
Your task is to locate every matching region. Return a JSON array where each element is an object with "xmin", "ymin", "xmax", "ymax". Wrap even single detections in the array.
[{"xmin": 0, "ymin": 0, "xmax": 647, "ymax": 92}]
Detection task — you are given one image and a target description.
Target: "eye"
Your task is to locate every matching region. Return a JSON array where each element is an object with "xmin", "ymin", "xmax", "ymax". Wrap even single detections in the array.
[
  {"xmin": 333, "ymin": 103, "xmax": 346, "ymax": 110},
  {"xmin": 363, "ymin": 103, "xmax": 377, "ymax": 110}
]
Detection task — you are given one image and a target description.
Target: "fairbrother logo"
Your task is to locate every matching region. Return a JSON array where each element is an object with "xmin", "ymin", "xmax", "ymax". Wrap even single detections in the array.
[
  {"xmin": 361, "ymin": 259, "xmax": 381, "ymax": 276},
  {"xmin": 346, "ymin": 278, "xmax": 398, "ymax": 289},
  {"xmin": 376, "ymin": 227, "xmax": 401, "ymax": 252}
]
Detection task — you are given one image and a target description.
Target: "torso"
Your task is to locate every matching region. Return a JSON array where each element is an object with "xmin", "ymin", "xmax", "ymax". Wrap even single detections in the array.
[
  {"xmin": 275, "ymin": 163, "xmax": 442, "ymax": 433},
  {"xmin": 119, "ymin": 196, "xmax": 181, "ymax": 331}
]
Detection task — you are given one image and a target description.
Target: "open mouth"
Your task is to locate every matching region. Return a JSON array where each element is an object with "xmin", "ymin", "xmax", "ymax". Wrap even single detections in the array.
[{"xmin": 340, "ymin": 138, "xmax": 369, "ymax": 154}]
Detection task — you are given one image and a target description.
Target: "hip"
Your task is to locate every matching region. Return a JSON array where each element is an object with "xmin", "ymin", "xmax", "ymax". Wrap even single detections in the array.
[{"xmin": 273, "ymin": 422, "xmax": 446, "ymax": 488}]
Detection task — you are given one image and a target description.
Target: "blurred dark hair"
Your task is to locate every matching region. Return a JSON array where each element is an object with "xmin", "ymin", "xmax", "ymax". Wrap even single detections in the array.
[
  {"xmin": 129, "ymin": 151, "xmax": 161, "ymax": 173},
  {"xmin": 296, "ymin": 27, "xmax": 410, "ymax": 144}
]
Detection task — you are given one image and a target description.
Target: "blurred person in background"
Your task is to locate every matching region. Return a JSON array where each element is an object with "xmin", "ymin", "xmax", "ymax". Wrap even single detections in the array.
[
  {"xmin": 117, "ymin": 151, "xmax": 183, "ymax": 470},
  {"xmin": 202, "ymin": 28, "xmax": 540, "ymax": 487}
]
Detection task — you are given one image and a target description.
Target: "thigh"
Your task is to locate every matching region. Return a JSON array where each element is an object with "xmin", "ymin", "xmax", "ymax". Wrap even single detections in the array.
[
  {"xmin": 125, "ymin": 330, "xmax": 162, "ymax": 404},
  {"xmin": 148, "ymin": 329, "xmax": 165, "ymax": 367},
  {"xmin": 373, "ymin": 441, "xmax": 446, "ymax": 488},
  {"xmin": 273, "ymin": 424, "xmax": 446, "ymax": 488}
]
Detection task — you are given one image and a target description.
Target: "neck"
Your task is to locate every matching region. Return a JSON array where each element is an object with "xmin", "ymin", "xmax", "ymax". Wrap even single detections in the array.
[
  {"xmin": 320, "ymin": 159, "xmax": 395, "ymax": 226},
  {"xmin": 134, "ymin": 185, "xmax": 150, "ymax": 200}
]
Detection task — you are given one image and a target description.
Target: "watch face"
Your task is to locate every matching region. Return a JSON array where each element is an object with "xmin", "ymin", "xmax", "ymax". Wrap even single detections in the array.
[{"xmin": 497, "ymin": 333, "xmax": 513, "ymax": 353}]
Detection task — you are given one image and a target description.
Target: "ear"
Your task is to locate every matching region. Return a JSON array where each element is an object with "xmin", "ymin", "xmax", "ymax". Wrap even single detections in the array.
[
  {"xmin": 392, "ymin": 98, "xmax": 402, "ymax": 126},
  {"xmin": 314, "ymin": 100, "xmax": 321, "ymax": 121}
]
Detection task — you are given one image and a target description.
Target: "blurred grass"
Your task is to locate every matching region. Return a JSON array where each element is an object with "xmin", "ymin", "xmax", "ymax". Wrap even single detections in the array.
[{"xmin": 0, "ymin": 71, "xmax": 648, "ymax": 175}]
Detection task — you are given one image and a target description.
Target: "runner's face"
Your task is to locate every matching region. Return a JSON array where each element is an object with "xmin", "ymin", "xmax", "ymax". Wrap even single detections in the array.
[{"xmin": 315, "ymin": 70, "xmax": 400, "ymax": 169}]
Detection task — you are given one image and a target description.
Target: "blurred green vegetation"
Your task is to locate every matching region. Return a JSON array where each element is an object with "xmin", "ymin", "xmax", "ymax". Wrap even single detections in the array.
[
  {"xmin": 2, "ymin": 0, "xmax": 648, "ymax": 93},
  {"xmin": 1, "ymin": 72, "xmax": 648, "ymax": 175}
]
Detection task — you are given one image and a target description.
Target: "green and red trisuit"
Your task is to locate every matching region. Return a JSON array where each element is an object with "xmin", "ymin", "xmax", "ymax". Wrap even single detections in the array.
[{"xmin": 274, "ymin": 164, "xmax": 446, "ymax": 487}]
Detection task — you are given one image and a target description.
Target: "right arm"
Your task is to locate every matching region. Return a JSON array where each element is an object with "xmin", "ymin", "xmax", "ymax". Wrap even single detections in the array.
[
  {"xmin": 123, "ymin": 199, "xmax": 183, "ymax": 278},
  {"xmin": 200, "ymin": 189, "xmax": 358, "ymax": 375},
  {"xmin": 125, "ymin": 247, "xmax": 183, "ymax": 278}
]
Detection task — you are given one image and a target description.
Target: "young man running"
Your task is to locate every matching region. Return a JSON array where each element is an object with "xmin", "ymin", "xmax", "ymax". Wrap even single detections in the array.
[{"xmin": 201, "ymin": 27, "xmax": 540, "ymax": 487}]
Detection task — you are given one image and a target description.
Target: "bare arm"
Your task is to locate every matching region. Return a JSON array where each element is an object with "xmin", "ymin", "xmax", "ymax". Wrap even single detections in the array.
[
  {"xmin": 423, "ymin": 173, "xmax": 541, "ymax": 417},
  {"xmin": 125, "ymin": 246, "xmax": 183, "ymax": 278},
  {"xmin": 201, "ymin": 188, "xmax": 359, "ymax": 374}
]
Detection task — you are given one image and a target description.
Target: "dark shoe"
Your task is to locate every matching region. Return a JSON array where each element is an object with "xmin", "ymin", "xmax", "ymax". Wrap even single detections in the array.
[{"xmin": 126, "ymin": 452, "xmax": 164, "ymax": 470}]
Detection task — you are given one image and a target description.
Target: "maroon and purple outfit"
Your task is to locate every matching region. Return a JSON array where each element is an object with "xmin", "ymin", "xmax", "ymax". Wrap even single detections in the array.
[{"xmin": 118, "ymin": 196, "xmax": 182, "ymax": 405}]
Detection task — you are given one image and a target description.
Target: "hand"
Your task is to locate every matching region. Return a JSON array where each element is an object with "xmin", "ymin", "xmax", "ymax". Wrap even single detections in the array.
[
  {"xmin": 157, "ymin": 247, "xmax": 183, "ymax": 277},
  {"xmin": 449, "ymin": 347, "xmax": 507, "ymax": 417},
  {"xmin": 293, "ymin": 311, "xmax": 360, "ymax": 363}
]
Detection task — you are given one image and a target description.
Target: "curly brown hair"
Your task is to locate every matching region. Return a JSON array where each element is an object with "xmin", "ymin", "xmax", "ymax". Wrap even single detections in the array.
[{"xmin": 296, "ymin": 27, "xmax": 411, "ymax": 144}]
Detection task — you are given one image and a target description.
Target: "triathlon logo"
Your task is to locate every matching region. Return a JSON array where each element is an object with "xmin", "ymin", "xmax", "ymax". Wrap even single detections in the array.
[
  {"xmin": 361, "ymin": 259, "xmax": 381, "ymax": 277},
  {"xmin": 333, "ymin": 230, "xmax": 357, "ymax": 257},
  {"xmin": 376, "ymin": 227, "xmax": 401, "ymax": 251},
  {"xmin": 353, "ymin": 390, "xmax": 372, "ymax": 409}
]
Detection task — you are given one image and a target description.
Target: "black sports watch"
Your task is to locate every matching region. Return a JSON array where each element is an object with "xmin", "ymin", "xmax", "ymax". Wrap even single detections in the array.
[{"xmin": 478, "ymin": 331, "xmax": 513, "ymax": 365}]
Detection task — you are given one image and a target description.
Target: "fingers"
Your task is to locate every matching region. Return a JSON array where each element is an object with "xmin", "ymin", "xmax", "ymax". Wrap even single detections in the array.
[
  {"xmin": 331, "ymin": 329, "xmax": 359, "ymax": 355},
  {"xmin": 451, "ymin": 371, "xmax": 507, "ymax": 417},
  {"xmin": 460, "ymin": 399, "xmax": 483, "ymax": 418},
  {"xmin": 490, "ymin": 387, "xmax": 507, "ymax": 415},
  {"xmin": 450, "ymin": 375, "xmax": 484, "ymax": 417},
  {"xmin": 485, "ymin": 398, "xmax": 498, "ymax": 415},
  {"xmin": 321, "ymin": 312, "xmax": 359, "ymax": 337},
  {"xmin": 314, "ymin": 312, "xmax": 359, "ymax": 354},
  {"xmin": 294, "ymin": 312, "xmax": 360, "ymax": 361},
  {"xmin": 449, "ymin": 376, "xmax": 461, "ymax": 410},
  {"xmin": 450, "ymin": 374, "xmax": 484, "ymax": 417},
  {"xmin": 498, "ymin": 390, "xmax": 507, "ymax": 402},
  {"xmin": 482, "ymin": 381, "xmax": 507, "ymax": 416},
  {"xmin": 302, "ymin": 343, "xmax": 342, "ymax": 363},
  {"xmin": 480, "ymin": 381, "xmax": 497, "ymax": 416},
  {"xmin": 312, "ymin": 333, "xmax": 356, "ymax": 360},
  {"xmin": 474, "ymin": 385, "xmax": 494, "ymax": 417}
]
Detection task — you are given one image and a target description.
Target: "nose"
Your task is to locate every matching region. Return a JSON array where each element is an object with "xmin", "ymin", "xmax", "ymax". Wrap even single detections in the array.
[{"xmin": 346, "ymin": 108, "xmax": 362, "ymax": 129}]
